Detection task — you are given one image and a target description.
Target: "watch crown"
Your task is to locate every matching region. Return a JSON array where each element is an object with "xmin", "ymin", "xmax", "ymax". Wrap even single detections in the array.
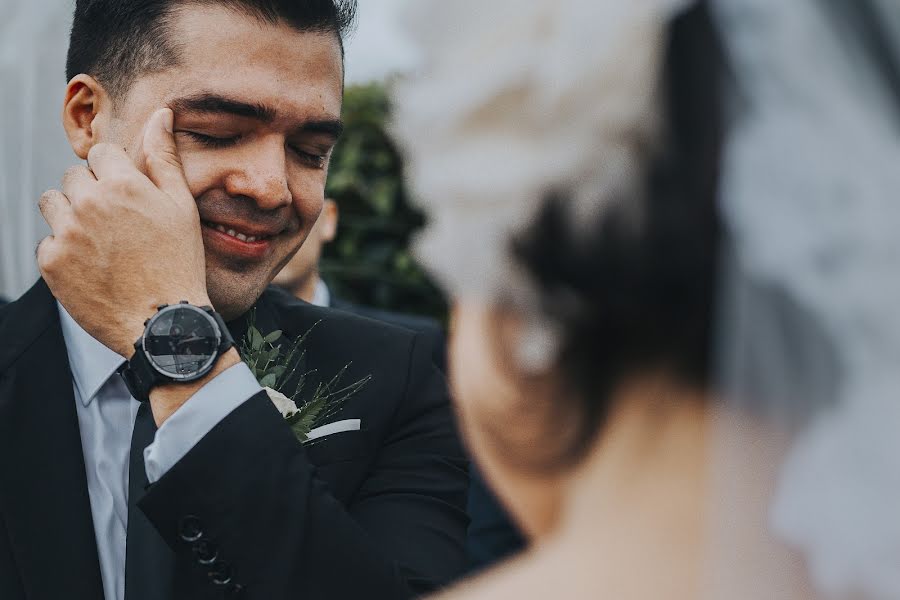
[
  {"xmin": 157, "ymin": 304, "xmax": 169, "ymax": 310},
  {"xmin": 180, "ymin": 300, "xmax": 189, "ymax": 304},
  {"xmin": 144, "ymin": 319, "xmax": 149, "ymax": 327}
]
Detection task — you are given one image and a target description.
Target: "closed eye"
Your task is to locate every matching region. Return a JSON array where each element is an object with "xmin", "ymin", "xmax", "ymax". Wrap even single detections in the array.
[
  {"xmin": 288, "ymin": 145, "xmax": 328, "ymax": 169},
  {"xmin": 180, "ymin": 131, "xmax": 327, "ymax": 168},
  {"xmin": 181, "ymin": 131, "xmax": 240, "ymax": 148}
]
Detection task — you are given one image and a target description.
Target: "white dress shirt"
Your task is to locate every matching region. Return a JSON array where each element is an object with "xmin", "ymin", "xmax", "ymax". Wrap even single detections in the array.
[
  {"xmin": 311, "ymin": 279, "xmax": 331, "ymax": 308},
  {"xmin": 58, "ymin": 304, "xmax": 261, "ymax": 600}
]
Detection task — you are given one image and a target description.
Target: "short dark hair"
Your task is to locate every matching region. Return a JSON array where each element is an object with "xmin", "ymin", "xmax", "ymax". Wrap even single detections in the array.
[{"xmin": 66, "ymin": 0, "xmax": 357, "ymax": 98}]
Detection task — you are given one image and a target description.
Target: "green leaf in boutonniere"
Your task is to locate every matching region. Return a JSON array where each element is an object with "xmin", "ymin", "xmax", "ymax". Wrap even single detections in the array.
[{"xmin": 238, "ymin": 310, "xmax": 371, "ymax": 444}]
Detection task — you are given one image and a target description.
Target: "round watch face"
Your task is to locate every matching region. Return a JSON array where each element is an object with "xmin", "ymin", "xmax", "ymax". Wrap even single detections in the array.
[{"xmin": 143, "ymin": 304, "xmax": 221, "ymax": 381}]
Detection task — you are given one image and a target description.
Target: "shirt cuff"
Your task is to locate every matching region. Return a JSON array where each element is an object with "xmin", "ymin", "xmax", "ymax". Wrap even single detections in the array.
[{"xmin": 144, "ymin": 362, "xmax": 262, "ymax": 483}]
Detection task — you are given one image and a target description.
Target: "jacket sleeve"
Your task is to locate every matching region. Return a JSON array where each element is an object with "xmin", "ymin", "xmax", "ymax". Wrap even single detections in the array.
[{"xmin": 138, "ymin": 333, "xmax": 470, "ymax": 599}]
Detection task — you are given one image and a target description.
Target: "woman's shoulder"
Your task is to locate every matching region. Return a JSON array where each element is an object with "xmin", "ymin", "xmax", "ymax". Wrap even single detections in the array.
[{"xmin": 433, "ymin": 548, "xmax": 581, "ymax": 600}]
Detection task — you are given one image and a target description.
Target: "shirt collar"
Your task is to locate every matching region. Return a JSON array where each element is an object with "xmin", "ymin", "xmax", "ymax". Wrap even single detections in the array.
[
  {"xmin": 57, "ymin": 302, "xmax": 126, "ymax": 406},
  {"xmin": 312, "ymin": 279, "xmax": 331, "ymax": 308}
]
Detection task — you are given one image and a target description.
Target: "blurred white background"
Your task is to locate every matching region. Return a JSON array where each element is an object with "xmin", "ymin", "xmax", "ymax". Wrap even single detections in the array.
[{"xmin": 0, "ymin": 0, "xmax": 416, "ymax": 300}]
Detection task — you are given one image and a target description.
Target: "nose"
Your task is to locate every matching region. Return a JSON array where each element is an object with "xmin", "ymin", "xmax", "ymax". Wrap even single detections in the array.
[{"xmin": 223, "ymin": 136, "xmax": 292, "ymax": 211}]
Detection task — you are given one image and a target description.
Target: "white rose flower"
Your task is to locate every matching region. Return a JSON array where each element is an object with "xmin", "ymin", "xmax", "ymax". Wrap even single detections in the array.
[{"xmin": 265, "ymin": 387, "xmax": 298, "ymax": 419}]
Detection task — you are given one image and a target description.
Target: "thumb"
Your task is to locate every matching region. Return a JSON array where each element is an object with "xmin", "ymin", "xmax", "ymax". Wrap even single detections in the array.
[{"xmin": 141, "ymin": 108, "xmax": 191, "ymax": 199}]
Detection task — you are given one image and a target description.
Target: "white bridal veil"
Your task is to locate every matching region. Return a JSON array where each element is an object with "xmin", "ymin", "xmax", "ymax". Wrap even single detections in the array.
[
  {"xmin": 713, "ymin": 0, "xmax": 900, "ymax": 597},
  {"xmin": 394, "ymin": 0, "xmax": 900, "ymax": 597}
]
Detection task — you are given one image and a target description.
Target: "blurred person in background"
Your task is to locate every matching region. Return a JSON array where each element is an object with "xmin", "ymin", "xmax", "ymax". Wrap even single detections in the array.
[
  {"xmin": 393, "ymin": 0, "xmax": 900, "ymax": 598},
  {"xmin": 273, "ymin": 198, "xmax": 447, "ymax": 369},
  {"xmin": 271, "ymin": 199, "xmax": 339, "ymax": 307}
]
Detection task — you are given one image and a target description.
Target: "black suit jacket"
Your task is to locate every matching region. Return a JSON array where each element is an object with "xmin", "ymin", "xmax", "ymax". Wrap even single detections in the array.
[
  {"xmin": 326, "ymin": 296, "xmax": 524, "ymax": 571},
  {"xmin": 0, "ymin": 281, "xmax": 469, "ymax": 599},
  {"xmin": 329, "ymin": 297, "xmax": 447, "ymax": 372}
]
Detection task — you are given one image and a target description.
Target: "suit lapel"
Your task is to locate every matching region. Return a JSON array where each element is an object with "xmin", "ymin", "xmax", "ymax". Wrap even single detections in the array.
[{"xmin": 0, "ymin": 280, "xmax": 104, "ymax": 599}]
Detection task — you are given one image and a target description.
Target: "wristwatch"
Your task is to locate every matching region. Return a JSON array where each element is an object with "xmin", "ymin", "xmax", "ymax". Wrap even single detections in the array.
[{"xmin": 120, "ymin": 301, "xmax": 235, "ymax": 403}]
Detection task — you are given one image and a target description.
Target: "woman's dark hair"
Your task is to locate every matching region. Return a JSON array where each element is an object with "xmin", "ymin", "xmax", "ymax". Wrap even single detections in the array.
[{"xmin": 510, "ymin": 2, "xmax": 725, "ymax": 468}]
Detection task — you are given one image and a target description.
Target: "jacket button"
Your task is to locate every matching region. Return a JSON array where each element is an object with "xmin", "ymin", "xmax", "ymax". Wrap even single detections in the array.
[
  {"xmin": 208, "ymin": 560, "xmax": 232, "ymax": 586},
  {"xmin": 193, "ymin": 539, "xmax": 219, "ymax": 565},
  {"xmin": 178, "ymin": 515, "xmax": 204, "ymax": 543}
]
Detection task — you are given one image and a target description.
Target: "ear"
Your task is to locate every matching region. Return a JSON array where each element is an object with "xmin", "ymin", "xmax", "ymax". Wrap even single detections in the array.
[
  {"xmin": 319, "ymin": 198, "xmax": 339, "ymax": 242},
  {"xmin": 62, "ymin": 75, "xmax": 112, "ymax": 160}
]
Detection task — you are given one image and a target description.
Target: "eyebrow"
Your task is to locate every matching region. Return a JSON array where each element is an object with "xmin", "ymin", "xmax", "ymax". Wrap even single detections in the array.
[
  {"xmin": 168, "ymin": 92, "xmax": 344, "ymax": 139},
  {"xmin": 170, "ymin": 93, "xmax": 276, "ymax": 122}
]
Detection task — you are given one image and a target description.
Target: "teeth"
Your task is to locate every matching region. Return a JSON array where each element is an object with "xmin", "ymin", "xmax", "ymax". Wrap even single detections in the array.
[{"xmin": 205, "ymin": 221, "xmax": 265, "ymax": 242}]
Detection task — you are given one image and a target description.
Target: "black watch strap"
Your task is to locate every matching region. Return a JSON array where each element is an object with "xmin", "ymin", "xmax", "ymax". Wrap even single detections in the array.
[
  {"xmin": 120, "ymin": 304, "xmax": 235, "ymax": 403},
  {"xmin": 120, "ymin": 348, "xmax": 162, "ymax": 404}
]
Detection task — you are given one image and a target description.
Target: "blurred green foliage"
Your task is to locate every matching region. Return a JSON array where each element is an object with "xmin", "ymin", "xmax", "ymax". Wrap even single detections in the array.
[{"xmin": 322, "ymin": 83, "xmax": 447, "ymax": 321}]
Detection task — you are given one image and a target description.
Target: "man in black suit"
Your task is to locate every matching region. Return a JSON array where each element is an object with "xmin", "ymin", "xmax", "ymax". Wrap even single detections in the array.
[
  {"xmin": 0, "ymin": 2, "xmax": 467, "ymax": 599},
  {"xmin": 272, "ymin": 199, "xmax": 448, "ymax": 369}
]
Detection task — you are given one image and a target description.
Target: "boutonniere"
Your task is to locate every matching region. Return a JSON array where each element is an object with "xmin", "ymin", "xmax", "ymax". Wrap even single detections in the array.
[{"xmin": 239, "ymin": 312, "xmax": 371, "ymax": 443}]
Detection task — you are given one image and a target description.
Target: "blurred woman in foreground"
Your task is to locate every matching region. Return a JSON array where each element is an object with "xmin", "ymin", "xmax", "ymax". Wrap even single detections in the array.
[{"xmin": 394, "ymin": 0, "xmax": 900, "ymax": 598}]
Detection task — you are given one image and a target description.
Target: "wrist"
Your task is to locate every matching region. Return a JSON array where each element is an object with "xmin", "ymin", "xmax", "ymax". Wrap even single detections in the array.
[{"xmin": 148, "ymin": 348, "xmax": 242, "ymax": 426}]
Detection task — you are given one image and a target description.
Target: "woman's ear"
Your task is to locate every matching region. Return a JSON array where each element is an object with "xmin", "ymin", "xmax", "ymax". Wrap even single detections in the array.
[{"xmin": 62, "ymin": 74, "xmax": 111, "ymax": 159}]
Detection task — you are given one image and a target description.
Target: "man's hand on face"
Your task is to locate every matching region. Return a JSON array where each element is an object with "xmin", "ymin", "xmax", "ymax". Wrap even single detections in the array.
[{"xmin": 38, "ymin": 108, "xmax": 211, "ymax": 359}]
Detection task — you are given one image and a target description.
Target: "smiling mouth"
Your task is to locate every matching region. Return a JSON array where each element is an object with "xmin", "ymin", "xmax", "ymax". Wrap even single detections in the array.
[{"xmin": 201, "ymin": 220, "xmax": 275, "ymax": 244}]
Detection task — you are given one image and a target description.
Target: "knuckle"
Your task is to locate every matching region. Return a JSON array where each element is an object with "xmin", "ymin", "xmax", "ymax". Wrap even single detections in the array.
[
  {"xmin": 62, "ymin": 166, "xmax": 82, "ymax": 184},
  {"xmin": 103, "ymin": 174, "xmax": 136, "ymax": 195},
  {"xmin": 36, "ymin": 238, "xmax": 56, "ymax": 270},
  {"xmin": 75, "ymin": 194, "xmax": 97, "ymax": 213},
  {"xmin": 86, "ymin": 144, "xmax": 105, "ymax": 166},
  {"xmin": 55, "ymin": 222, "xmax": 76, "ymax": 243},
  {"xmin": 88, "ymin": 142, "xmax": 114, "ymax": 158}
]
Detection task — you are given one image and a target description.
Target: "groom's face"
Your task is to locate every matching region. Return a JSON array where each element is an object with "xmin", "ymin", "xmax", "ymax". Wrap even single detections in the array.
[{"xmin": 88, "ymin": 5, "xmax": 344, "ymax": 318}]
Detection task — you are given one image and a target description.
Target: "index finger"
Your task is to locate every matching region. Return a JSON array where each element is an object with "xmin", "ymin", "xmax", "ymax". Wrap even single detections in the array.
[{"xmin": 86, "ymin": 142, "xmax": 141, "ymax": 182}]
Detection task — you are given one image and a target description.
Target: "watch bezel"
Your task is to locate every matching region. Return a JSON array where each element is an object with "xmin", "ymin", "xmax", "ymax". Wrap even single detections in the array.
[{"xmin": 141, "ymin": 304, "xmax": 223, "ymax": 383}]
